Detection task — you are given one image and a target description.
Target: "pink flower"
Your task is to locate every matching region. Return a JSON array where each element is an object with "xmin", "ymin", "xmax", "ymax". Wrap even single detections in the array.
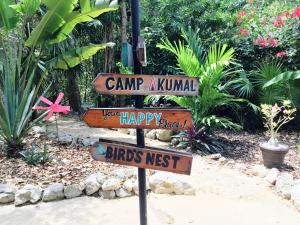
[
  {"xmin": 237, "ymin": 11, "xmax": 246, "ymax": 17},
  {"xmin": 293, "ymin": 6, "xmax": 300, "ymax": 18},
  {"xmin": 258, "ymin": 38, "xmax": 267, "ymax": 48},
  {"xmin": 238, "ymin": 28, "xmax": 249, "ymax": 37},
  {"xmin": 269, "ymin": 39, "xmax": 278, "ymax": 47},
  {"xmin": 248, "ymin": 0, "xmax": 254, "ymax": 4},
  {"xmin": 274, "ymin": 16, "xmax": 284, "ymax": 27},
  {"xmin": 276, "ymin": 52, "xmax": 286, "ymax": 57}
]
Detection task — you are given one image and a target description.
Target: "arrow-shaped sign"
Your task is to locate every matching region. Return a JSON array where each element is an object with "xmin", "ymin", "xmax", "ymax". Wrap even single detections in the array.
[{"xmin": 83, "ymin": 108, "xmax": 193, "ymax": 130}]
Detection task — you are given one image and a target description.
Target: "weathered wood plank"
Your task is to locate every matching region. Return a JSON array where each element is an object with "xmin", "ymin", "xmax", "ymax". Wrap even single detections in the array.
[
  {"xmin": 83, "ymin": 108, "xmax": 193, "ymax": 130},
  {"xmin": 90, "ymin": 139, "xmax": 193, "ymax": 175},
  {"xmin": 93, "ymin": 73, "xmax": 199, "ymax": 96}
]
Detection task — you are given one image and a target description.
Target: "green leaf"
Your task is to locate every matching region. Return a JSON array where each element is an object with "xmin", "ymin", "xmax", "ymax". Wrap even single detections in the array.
[
  {"xmin": 11, "ymin": 0, "xmax": 40, "ymax": 16},
  {"xmin": 25, "ymin": 0, "xmax": 78, "ymax": 47},
  {"xmin": 49, "ymin": 3, "xmax": 118, "ymax": 44},
  {"xmin": 80, "ymin": 0, "xmax": 91, "ymax": 13},
  {"xmin": 263, "ymin": 71, "xmax": 300, "ymax": 88},
  {"xmin": 0, "ymin": 0, "xmax": 19, "ymax": 30},
  {"xmin": 48, "ymin": 43, "xmax": 114, "ymax": 70}
]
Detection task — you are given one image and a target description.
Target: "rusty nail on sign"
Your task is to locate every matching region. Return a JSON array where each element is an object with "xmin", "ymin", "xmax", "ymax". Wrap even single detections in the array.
[
  {"xmin": 83, "ymin": 108, "xmax": 193, "ymax": 130},
  {"xmin": 93, "ymin": 73, "xmax": 199, "ymax": 96},
  {"xmin": 90, "ymin": 139, "xmax": 193, "ymax": 175}
]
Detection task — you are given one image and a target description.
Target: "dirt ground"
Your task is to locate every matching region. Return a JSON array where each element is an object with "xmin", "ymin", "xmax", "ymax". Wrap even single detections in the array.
[
  {"xmin": 1, "ymin": 116, "xmax": 300, "ymax": 225},
  {"xmin": 1, "ymin": 156, "xmax": 300, "ymax": 225}
]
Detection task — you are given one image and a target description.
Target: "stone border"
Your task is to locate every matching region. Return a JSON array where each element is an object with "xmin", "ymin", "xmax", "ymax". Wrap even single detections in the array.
[
  {"xmin": 0, "ymin": 168, "xmax": 195, "ymax": 207},
  {"xmin": 207, "ymin": 154, "xmax": 300, "ymax": 212}
]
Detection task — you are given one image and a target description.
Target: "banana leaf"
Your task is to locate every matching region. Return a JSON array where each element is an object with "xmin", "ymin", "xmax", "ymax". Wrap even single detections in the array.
[
  {"xmin": 47, "ymin": 43, "xmax": 115, "ymax": 70},
  {"xmin": 49, "ymin": 2, "xmax": 118, "ymax": 44},
  {"xmin": 25, "ymin": 0, "xmax": 78, "ymax": 47},
  {"xmin": 11, "ymin": 0, "xmax": 41, "ymax": 16}
]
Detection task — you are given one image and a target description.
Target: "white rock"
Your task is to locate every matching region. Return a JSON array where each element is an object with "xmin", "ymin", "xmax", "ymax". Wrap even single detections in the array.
[
  {"xmin": 146, "ymin": 130, "xmax": 157, "ymax": 140},
  {"xmin": 291, "ymin": 180, "xmax": 300, "ymax": 211},
  {"xmin": 15, "ymin": 189, "xmax": 32, "ymax": 206},
  {"xmin": 115, "ymin": 188, "xmax": 132, "ymax": 198},
  {"xmin": 149, "ymin": 172, "xmax": 194, "ymax": 195},
  {"xmin": 102, "ymin": 178, "xmax": 122, "ymax": 191},
  {"xmin": 156, "ymin": 130, "xmax": 173, "ymax": 142},
  {"xmin": 85, "ymin": 173, "xmax": 106, "ymax": 195},
  {"xmin": 173, "ymin": 180, "xmax": 196, "ymax": 195},
  {"xmin": 15, "ymin": 184, "xmax": 42, "ymax": 205},
  {"xmin": 265, "ymin": 168, "xmax": 280, "ymax": 185},
  {"xmin": 58, "ymin": 134, "xmax": 73, "ymax": 145},
  {"xmin": 133, "ymin": 179, "xmax": 150, "ymax": 195},
  {"xmin": 123, "ymin": 179, "xmax": 134, "ymax": 192},
  {"xmin": 0, "ymin": 193, "xmax": 15, "ymax": 204},
  {"xmin": 111, "ymin": 168, "xmax": 137, "ymax": 180},
  {"xmin": 32, "ymin": 126, "xmax": 46, "ymax": 134},
  {"xmin": 0, "ymin": 184, "xmax": 16, "ymax": 194},
  {"xmin": 250, "ymin": 165, "xmax": 268, "ymax": 178},
  {"xmin": 42, "ymin": 183, "xmax": 64, "ymax": 202},
  {"xmin": 276, "ymin": 173, "xmax": 294, "ymax": 200},
  {"xmin": 64, "ymin": 183, "xmax": 85, "ymax": 199},
  {"xmin": 118, "ymin": 129, "xmax": 130, "ymax": 135},
  {"xmin": 81, "ymin": 137, "xmax": 92, "ymax": 147},
  {"xmin": 0, "ymin": 184, "xmax": 16, "ymax": 204},
  {"xmin": 99, "ymin": 190, "xmax": 116, "ymax": 199}
]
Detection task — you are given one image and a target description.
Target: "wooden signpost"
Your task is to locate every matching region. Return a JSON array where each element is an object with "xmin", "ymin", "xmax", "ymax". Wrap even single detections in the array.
[
  {"xmin": 83, "ymin": 1, "xmax": 198, "ymax": 224},
  {"xmin": 93, "ymin": 73, "xmax": 199, "ymax": 96},
  {"xmin": 90, "ymin": 139, "xmax": 193, "ymax": 175},
  {"xmin": 83, "ymin": 108, "xmax": 192, "ymax": 130}
]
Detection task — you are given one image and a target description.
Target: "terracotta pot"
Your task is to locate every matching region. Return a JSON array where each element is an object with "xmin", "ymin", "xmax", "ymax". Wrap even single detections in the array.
[{"xmin": 259, "ymin": 142, "xmax": 289, "ymax": 168}]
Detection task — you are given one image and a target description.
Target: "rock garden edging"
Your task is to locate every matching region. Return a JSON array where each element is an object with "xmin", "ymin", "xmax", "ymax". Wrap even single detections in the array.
[{"xmin": 0, "ymin": 168, "xmax": 195, "ymax": 207}]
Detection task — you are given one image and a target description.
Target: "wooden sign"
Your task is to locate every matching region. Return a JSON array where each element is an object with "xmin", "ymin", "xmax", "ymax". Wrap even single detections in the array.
[
  {"xmin": 90, "ymin": 139, "xmax": 193, "ymax": 175},
  {"xmin": 93, "ymin": 73, "xmax": 199, "ymax": 96},
  {"xmin": 83, "ymin": 108, "xmax": 193, "ymax": 130}
]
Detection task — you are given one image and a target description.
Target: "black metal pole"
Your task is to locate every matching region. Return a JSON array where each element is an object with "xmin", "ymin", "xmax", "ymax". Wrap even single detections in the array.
[{"xmin": 131, "ymin": 1, "xmax": 147, "ymax": 225}]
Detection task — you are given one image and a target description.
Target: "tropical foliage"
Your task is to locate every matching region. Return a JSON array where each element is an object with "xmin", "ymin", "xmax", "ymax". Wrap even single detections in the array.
[
  {"xmin": 0, "ymin": 0, "xmax": 117, "ymax": 155},
  {"xmin": 154, "ymin": 29, "xmax": 250, "ymax": 131}
]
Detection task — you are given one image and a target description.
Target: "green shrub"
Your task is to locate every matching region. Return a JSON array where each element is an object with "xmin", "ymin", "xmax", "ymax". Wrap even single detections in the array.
[{"xmin": 20, "ymin": 143, "xmax": 52, "ymax": 166}]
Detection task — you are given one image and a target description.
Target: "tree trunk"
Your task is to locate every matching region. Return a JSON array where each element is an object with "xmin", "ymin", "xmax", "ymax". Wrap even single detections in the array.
[
  {"xmin": 67, "ymin": 70, "xmax": 84, "ymax": 115},
  {"xmin": 120, "ymin": 0, "xmax": 127, "ymax": 43}
]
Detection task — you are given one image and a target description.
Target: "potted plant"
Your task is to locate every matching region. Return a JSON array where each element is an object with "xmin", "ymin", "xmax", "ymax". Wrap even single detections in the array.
[{"xmin": 260, "ymin": 100, "xmax": 296, "ymax": 168}]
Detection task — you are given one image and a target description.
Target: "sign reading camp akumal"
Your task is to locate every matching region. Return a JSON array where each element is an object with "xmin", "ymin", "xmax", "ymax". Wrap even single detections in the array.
[
  {"xmin": 93, "ymin": 73, "xmax": 199, "ymax": 96},
  {"xmin": 83, "ymin": 108, "xmax": 193, "ymax": 130},
  {"xmin": 90, "ymin": 139, "xmax": 193, "ymax": 175}
]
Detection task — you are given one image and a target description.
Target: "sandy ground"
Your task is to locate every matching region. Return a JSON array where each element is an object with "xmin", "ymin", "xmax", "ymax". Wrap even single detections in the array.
[
  {"xmin": 1, "ymin": 156, "xmax": 300, "ymax": 225},
  {"xmin": 1, "ymin": 116, "xmax": 300, "ymax": 225}
]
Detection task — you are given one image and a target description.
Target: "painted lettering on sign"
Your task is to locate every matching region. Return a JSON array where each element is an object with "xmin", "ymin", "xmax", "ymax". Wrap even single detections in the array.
[
  {"xmin": 90, "ymin": 139, "xmax": 193, "ymax": 175},
  {"xmin": 83, "ymin": 108, "xmax": 193, "ymax": 130},
  {"xmin": 93, "ymin": 73, "xmax": 199, "ymax": 96}
]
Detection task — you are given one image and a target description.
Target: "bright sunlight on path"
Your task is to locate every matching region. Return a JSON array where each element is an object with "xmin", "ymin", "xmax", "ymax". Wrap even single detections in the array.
[{"xmin": 1, "ymin": 156, "xmax": 300, "ymax": 225}]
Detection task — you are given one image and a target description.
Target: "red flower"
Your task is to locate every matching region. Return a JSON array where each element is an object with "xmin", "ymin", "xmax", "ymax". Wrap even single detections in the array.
[
  {"xmin": 276, "ymin": 52, "xmax": 286, "ymax": 57},
  {"xmin": 237, "ymin": 11, "xmax": 246, "ymax": 17},
  {"xmin": 238, "ymin": 28, "xmax": 249, "ymax": 37},
  {"xmin": 274, "ymin": 16, "xmax": 284, "ymax": 27},
  {"xmin": 269, "ymin": 39, "xmax": 278, "ymax": 47},
  {"xmin": 258, "ymin": 38, "xmax": 267, "ymax": 48},
  {"xmin": 293, "ymin": 6, "xmax": 300, "ymax": 18},
  {"xmin": 248, "ymin": 0, "xmax": 254, "ymax": 4}
]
